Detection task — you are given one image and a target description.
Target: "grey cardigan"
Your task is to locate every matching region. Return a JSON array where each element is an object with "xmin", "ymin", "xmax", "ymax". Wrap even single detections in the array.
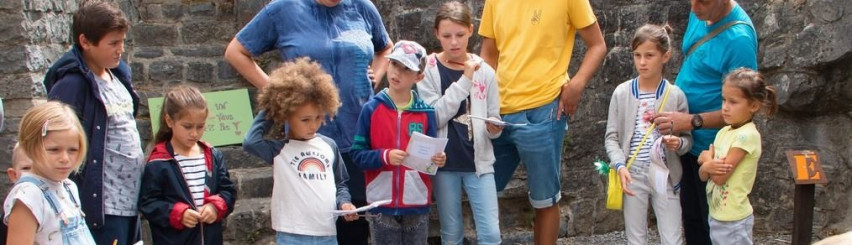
[
  {"xmin": 417, "ymin": 53, "xmax": 501, "ymax": 176},
  {"xmin": 604, "ymin": 78, "xmax": 692, "ymax": 186}
]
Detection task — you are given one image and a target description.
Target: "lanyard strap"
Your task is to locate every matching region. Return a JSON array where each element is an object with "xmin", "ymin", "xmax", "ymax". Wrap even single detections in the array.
[{"xmin": 626, "ymin": 85, "xmax": 671, "ymax": 169}]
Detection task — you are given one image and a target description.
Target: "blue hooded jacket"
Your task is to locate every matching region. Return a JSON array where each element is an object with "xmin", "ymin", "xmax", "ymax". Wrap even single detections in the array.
[{"xmin": 43, "ymin": 44, "xmax": 140, "ymax": 229}]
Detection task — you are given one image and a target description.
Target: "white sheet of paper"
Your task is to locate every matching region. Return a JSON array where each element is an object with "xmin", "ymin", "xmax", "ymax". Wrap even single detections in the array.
[
  {"xmin": 330, "ymin": 199, "xmax": 392, "ymax": 215},
  {"xmin": 653, "ymin": 167, "xmax": 669, "ymax": 196},
  {"xmin": 468, "ymin": 115, "xmax": 527, "ymax": 127},
  {"xmin": 402, "ymin": 132, "xmax": 448, "ymax": 175}
]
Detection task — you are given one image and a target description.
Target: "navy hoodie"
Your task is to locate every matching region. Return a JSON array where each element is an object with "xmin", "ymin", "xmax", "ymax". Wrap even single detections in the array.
[{"xmin": 43, "ymin": 44, "xmax": 140, "ymax": 228}]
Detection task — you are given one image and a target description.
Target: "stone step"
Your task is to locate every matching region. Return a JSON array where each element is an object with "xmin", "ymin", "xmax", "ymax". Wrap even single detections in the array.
[
  {"xmin": 229, "ymin": 167, "xmax": 273, "ymax": 199},
  {"xmin": 220, "ymin": 146, "xmax": 270, "ymax": 169},
  {"xmin": 223, "ymin": 197, "xmax": 275, "ymax": 244}
]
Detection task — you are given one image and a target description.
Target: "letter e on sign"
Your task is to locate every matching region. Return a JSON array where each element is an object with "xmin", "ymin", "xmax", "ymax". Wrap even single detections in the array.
[{"xmin": 785, "ymin": 150, "xmax": 828, "ymax": 185}]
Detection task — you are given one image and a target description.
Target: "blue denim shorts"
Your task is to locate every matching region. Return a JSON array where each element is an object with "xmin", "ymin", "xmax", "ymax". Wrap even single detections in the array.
[{"xmin": 492, "ymin": 99, "xmax": 567, "ymax": 208}]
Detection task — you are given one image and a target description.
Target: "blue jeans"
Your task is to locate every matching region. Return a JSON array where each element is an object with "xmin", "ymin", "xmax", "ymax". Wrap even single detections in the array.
[
  {"xmin": 368, "ymin": 213, "xmax": 429, "ymax": 245},
  {"xmin": 492, "ymin": 99, "xmax": 567, "ymax": 208},
  {"xmin": 276, "ymin": 232, "xmax": 337, "ymax": 245},
  {"xmin": 434, "ymin": 172, "xmax": 501, "ymax": 245}
]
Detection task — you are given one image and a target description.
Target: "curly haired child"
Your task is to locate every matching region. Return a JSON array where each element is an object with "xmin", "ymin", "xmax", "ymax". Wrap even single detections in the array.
[{"xmin": 243, "ymin": 58, "xmax": 358, "ymax": 244}]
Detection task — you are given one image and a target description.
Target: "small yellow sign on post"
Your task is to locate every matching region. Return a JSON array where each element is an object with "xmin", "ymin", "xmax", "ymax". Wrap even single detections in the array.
[{"xmin": 785, "ymin": 150, "xmax": 828, "ymax": 185}]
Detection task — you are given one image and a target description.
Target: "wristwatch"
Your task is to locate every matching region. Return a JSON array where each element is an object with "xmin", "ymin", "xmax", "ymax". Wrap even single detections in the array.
[{"xmin": 691, "ymin": 114, "xmax": 704, "ymax": 129}]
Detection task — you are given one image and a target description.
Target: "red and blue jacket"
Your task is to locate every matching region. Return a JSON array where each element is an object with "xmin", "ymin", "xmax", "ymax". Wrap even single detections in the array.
[
  {"xmin": 139, "ymin": 141, "xmax": 236, "ymax": 245},
  {"xmin": 351, "ymin": 89, "xmax": 438, "ymax": 215}
]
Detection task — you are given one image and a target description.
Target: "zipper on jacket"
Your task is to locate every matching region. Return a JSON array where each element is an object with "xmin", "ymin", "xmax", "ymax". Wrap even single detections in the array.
[
  {"xmin": 395, "ymin": 110, "xmax": 402, "ymax": 214},
  {"xmin": 173, "ymin": 157, "xmax": 205, "ymax": 244}
]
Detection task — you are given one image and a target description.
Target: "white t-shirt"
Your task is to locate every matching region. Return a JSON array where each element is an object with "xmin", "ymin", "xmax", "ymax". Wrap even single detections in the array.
[
  {"xmin": 3, "ymin": 174, "xmax": 85, "ymax": 245},
  {"xmin": 271, "ymin": 137, "xmax": 339, "ymax": 236}
]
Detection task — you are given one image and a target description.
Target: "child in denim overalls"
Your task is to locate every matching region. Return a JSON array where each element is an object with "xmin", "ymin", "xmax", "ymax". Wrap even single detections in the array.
[{"xmin": 3, "ymin": 101, "xmax": 96, "ymax": 245}]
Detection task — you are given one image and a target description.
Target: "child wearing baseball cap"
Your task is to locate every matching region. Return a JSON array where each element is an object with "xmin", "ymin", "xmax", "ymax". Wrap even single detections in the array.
[{"xmin": 350, "ymin": 40, "xmax": 447, "ymax": 244}]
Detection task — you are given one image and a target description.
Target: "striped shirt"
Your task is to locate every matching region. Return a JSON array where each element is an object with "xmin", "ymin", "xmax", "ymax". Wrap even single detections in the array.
[
  {"xmin": 175, "ymin": 154, "xmax": 207, "ymax": 207},
  {"xmin": 627, "ymin": 92, "xmax": 658, "ymax": 177}
]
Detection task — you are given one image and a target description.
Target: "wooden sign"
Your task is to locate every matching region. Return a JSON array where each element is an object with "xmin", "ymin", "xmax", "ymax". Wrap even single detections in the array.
[
  {"xmin": 785, "ymin": 150, "xmax": 828, "ymax": 185},
  {"xmin": 149, "ymin": 89, "xmax": 254, "ymax": 147}
]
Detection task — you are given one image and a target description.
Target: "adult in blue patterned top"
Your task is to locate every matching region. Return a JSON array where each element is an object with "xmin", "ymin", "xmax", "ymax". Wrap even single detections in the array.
[{"xmin": 224, "ymin": 1, "xmax": 392, "ymax": 244}]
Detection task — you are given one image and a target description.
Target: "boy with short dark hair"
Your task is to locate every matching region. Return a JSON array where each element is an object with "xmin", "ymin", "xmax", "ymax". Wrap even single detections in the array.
[
  {"xmin": 350, "ymin": 40, "xmax": 447, "ymax": 244},
  {"xmin": 43, "ymin": 1, "xmax": 142, "ymax": 244}
]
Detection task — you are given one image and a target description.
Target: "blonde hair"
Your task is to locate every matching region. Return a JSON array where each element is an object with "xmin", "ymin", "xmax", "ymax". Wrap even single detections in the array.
[
  {"xmin": 17, "ymin": 101, "xmax": 87, "ymax": 172},
  {"xmin": 153, "ymin": 85, "xmax": 208, "ymax": 146},
  {"xmin": 11, "ymin": 143, "xmax": 31, "ymax": 169},
  {"xmin": 257, "ymin": 58, "xmax": 340, "ymax": 133}
]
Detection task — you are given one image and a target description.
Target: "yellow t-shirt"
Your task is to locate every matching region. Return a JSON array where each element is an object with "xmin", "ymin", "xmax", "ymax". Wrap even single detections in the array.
[
  {"xmin": 478, "ymin": 0, "xmax": 597, "ymax": 114},
  {"xmin": 707, "ymin": 122, "xmax": 761, "ymax": 221}
]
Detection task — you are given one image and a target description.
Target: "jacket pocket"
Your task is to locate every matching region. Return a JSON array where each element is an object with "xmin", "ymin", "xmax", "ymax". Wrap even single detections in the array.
[
  {"xmin": 366, "ymin": 171, "xmax": 393, "ymax": 203},
  {"xmin": 402, "ymin": 170, "xmax": 428, "ymax": 205}
]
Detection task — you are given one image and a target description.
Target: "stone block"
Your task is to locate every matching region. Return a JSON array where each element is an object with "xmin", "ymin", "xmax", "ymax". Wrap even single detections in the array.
[
  {"xmin": 132, "ymin": 24, "xmax": 178, "ymax": 47},
  {"xmin": 189, "ymin": 2, "xmax": 215, "ymax": 16},
  {"xmin": 180, "ymin": 21, "xmax": 237, "ymax": 45},
  {"xmin": 129, "ymin": 62, "xmax": 146, "ymax": 86},
  {"xmin": 217, "ymin": 61, "xmax": 239, "ymax": 80},
  {"xmin": 133, "ymin": 47, "xmax": 164, "ymax": 59},
  {"xmin": 223, "ymin": 197, "xmax": 274, "ymax": 243},
  {"xmin": 219, "ymin": 147, "xmax": 267, "ymax": 169},
  {"xmin": 0, "ymin": 47, "xmax": 28, "ymax": 74},
  {"xmin": 170, "ymin": 46, "xmax": 224, "ymax": 57},
  {"xmin": 0, "ymin": 73, "xmax": 43, "ymax": 99},
  {"xmin": 186, "ymin": 62, "xmax": 214, "ymax": 82},
  {"xmin": 140, "ymin": 4, "xmax": 165, "ymax": 21},
  {"xmin": 216, "ymin": 1, "xmax": 235, "ymax": 21},
  {"xmin": 136, "ymin": 119, "xmax": 152, "ymax": 143},
  {"xmin": 0, "ymin": 98, "xmax": 44, "ymax": 119},
  {"xmin": 234, "ymin": 0, "xmax": 267, "ymax": 26},
  {"xmin": 162, "ymin": 4, "xmax": 185, "ymax": 20},
  {"xmin": 0, "ymin": 13, "xmax": 27, "ymax": 46},
  {"xmin": 229, "ymin": 167, "xmax": 273, "ymax": 199},
  {"xmin": 149, "ymin": 61, "xmax": 183, "ymax": 81},
  {"xmin": 0, "ymin": 0, "xmax": 23, "ymax": 10},
  {"xmin": 22, "ymin": 0, "xmax": 68, "ymax": 11}
]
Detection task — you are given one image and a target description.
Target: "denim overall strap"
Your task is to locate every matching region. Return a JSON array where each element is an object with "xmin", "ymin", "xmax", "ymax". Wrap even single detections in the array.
[{"xmin": 15, "ymin": 176, "xmax": 63, "ymax": 215}]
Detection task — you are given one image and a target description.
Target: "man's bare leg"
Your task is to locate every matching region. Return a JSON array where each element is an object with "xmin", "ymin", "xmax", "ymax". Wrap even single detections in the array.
[{"xmin": 534, "ymin": 205, "xmax": 560, "ymax": 244}]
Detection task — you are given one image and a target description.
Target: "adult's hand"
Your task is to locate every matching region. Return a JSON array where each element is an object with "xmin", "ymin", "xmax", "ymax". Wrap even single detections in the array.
[
  {"xmin": 655, "ymin": 111, "xmax": 693, "ymax": 135},
  {"xmin": 371, "ymin": 43, "xmax": 393, "ymax": 90},
  {"xmin": 559, "ymin": 21, "xmax": 607, "ymax": 117}
]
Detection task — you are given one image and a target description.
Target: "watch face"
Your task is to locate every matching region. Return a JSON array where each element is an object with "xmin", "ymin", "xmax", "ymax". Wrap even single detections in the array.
[{"xmin": 692, "ymin": 114, "xmax": 703, "ymax": 128}]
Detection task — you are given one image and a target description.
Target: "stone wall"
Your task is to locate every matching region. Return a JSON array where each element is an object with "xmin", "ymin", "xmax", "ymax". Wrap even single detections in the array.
[
  {"xmin": 0, "ymin": 0, "xmax": 79, "ymax": 195},
  {"xmin": 0, "ymin": 0, "xmax": 849, "ymax": 242}
]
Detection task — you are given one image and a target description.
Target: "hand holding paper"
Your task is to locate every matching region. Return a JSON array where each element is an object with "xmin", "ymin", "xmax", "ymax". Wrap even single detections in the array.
[
  {"xmin": 340, "ymin": 203, "xmax": 358, "ymax": 221},
  {"xmin": 387, "ymin": 149, "xmax": 407, "ymax": 166},
  {"xmin": 469, "ymin": 115, "xmax": 527, "ymax": 127},
  {"xmin": 403, "ymin": 132, "xmax": 448, "ymax": 175},
  {"xmin": 330, "ymin": 199, "xmax": 392, "ymax": 216},
  {"xmin": 431, "ymin": 152, "xmax": 447, "ymax": 167}
]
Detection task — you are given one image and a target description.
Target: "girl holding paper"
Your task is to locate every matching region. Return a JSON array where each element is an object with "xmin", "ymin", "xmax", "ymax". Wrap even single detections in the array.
[
  {"xmin": 603, "ymin": 24, "xmax": 692, "ymax": 245},
  {"xmin": 415, "ymin": 2, "xmax": 503, "ymax": 244}
]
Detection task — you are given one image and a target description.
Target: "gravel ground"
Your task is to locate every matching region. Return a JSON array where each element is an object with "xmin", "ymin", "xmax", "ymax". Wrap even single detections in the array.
[
  {"xmin": 244, "ymin": 229, "xmax": 801, "ymax": 245},
  {"xmin": 498, "ymin": 228, "xmax": 798, "ymax": 245}
]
